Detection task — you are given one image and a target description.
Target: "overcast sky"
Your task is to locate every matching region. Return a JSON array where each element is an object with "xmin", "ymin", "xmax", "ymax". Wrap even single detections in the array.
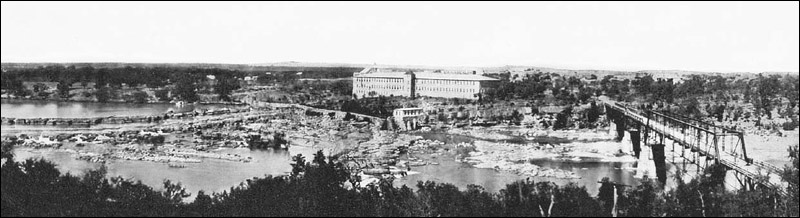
[{"xmin": 2, "ymin": 1, "xmax": 798, "ymax": 72}]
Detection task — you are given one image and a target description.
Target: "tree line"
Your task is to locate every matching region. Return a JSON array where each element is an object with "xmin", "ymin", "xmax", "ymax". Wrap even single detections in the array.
[
  {"xmin": 1, "ymin": 65, "xmax": 244, "ymax": 102},
  {"xmin": 478, "ymin": 71, "xmax": 799, "ymax": 130}
]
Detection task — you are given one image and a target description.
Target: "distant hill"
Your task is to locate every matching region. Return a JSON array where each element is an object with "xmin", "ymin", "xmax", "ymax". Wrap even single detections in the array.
[
  {"xmin": 3, "ymin": 62, "xmax": 796, "ymax": 78},
  {"xmin": 0, "ymin": 62, "xmax": 365, "ymax": 74}
]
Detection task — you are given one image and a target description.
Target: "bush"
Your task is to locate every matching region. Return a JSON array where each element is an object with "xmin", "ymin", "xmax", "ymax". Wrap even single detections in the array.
[
  {"xmin": 455, "ymin": 143, "xmax": 476, "ymax": 157},
  {"xmin": 782, "ymin": 119, "xmax": 799, "ymax": 131}
]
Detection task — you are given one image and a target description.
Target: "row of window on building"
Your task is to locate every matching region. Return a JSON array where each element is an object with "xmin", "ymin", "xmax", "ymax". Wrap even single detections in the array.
[
  {"xmin": 417, "ymin": 86, "xmax": 477, "ymax": 93},
  {"xmin": 356, "ymin": 84, "xmax": 405, "ymax": 90},
  {"xmin": 354, "ymin": 77, "xmax": 476, "ymax": 86},
  {"xmin": 355, "ymin": 77, "xmax": 403, "ymax": 84},
  {"xmin": 417, "ymin": 79, "xmax": 475, "ymax": 86}
]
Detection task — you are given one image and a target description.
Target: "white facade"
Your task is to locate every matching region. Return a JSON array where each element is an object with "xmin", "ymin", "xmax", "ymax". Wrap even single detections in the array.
[
  {"xmin": 353, "ymin": 68, "xmax": 498, "ymax": 99},
  {"xmin": 393, "ymin": 108, "xmax": 425, "ymax": 130}
]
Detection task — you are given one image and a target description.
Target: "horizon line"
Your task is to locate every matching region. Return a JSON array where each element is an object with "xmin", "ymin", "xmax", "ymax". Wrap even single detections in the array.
[{"xmin": 1, "ymin": 60, "xmax": 797, "ymax": 75}]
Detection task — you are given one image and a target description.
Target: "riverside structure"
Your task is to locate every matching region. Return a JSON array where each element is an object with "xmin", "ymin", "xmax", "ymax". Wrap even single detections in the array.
[{"xmin": 352, "ymin": 67, "xmax": 499, "ymax": 99}]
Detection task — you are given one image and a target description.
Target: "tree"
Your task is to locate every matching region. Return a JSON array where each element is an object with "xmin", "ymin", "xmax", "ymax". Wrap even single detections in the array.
[
  {"xmin": 0, "ymin": 73, "xmax": 25, "ymax": 96},
  {"xmin": 780, "ymin": 144, "xmax": 799, "ymax": 217},
  {"xmin": 597, "ymin": 177, "xmax": 619, "ymax": 217},
  {"xmin": 512, "ymin": 110, "xmax": 524, "ymax": 124},
  {"xmin": 95, "ymin": 87, "xmax": 114, "ymax": 103},
  {"xmin": 173, "ymin": 72, "xmax": 199, "ymax": 102},
  {"xmin": 784, "ymin": 75, "xmax": 800, "ymax": 109},
  {"xmin": 33, "ymin": 83, "xmax": 48, "ymax": 93},
  {"xmin": 132, "ymin": 91, "xmax": 149, "ymax": 103},
  {"xmin": 214, "ymin": 75, "xmax": 240, "ymax": 102},
  {"xmin": 154, "ymin": 89, "xmax": 171, "ymax": 102},
  {"xmin": 57, "ymin": 80, "xmax": 72, "ymax": 98},
  {"xmin": 755, "ymin": 74, "xmax": 781, "ymax": 119},
  {"xmin": 162, "ymin": 180, "xmax": 191, "ymax": 204},
  {"xmin": 331, "ymin": 80, "xmax": 353, "ymax": 96},
  {"xmin": 587, "ymin": 101, "xmax": 601, "ymax": 123},
  {"xmin": 652, "ymin": 78, "xmax": 675, "ymax": 104},
  {"xmin": 677, "ymin": 75, "xmax": 705, "ymax": 97},
  {"xmin": 633, "ymin": 75, "xmax": 654, "ymax": 96},
  {"xmin": 683, "ymin": 97, "xmax": 702, "ymax": 119},
  {"xmin": 553, "ymin": 106, "xmax": 573, "ymax": 130},
  {"xmin": 618, "ymin": 176, "xmax": 666, "ymax": 217}
]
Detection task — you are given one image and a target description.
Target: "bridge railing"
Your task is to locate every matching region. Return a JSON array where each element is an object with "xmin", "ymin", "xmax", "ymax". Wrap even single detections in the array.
[
  {"xmin": 605, "ymin": 101, "xmax": 787, "ymax": 195},
  {"xmin": 606, "ymin": 102, "xmax": 750, "ymax": 164}
]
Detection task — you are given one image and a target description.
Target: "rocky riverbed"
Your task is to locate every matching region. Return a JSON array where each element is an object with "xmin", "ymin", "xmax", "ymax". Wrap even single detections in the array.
[{"xmin": 4, "ymin": 105, "xmax": 380, "ymax": 167}]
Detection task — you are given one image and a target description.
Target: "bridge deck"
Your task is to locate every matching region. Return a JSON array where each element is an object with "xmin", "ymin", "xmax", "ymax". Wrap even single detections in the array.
[{"xmin": 605, "ymin": 102, "xmax": 787, "ymax": 192}]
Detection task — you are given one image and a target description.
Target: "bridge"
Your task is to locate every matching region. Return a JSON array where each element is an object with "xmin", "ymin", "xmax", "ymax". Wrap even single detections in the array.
[{"xmin": 603, "ymin": 101, "xmax": 786, "ymax": 194}]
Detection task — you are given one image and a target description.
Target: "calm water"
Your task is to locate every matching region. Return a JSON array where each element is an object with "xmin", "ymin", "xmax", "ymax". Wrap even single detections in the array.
[
  {"xmin": 1, "ymin": 99, "xmax": 232, "ymax": 118},
  {"xmin": 1, "ymin": 123, "xmax": 157, "ymax": 137},
  {"xmin": 394, "ymin": 155, "xmax": 640, "ymax": 196},
  {"xmin": 396, "ymin": 132, "xmax": 640, "ymax": 195},
  {"xmin": 13, "ymin": 148, "xmax": 293, "ymax": 201}
]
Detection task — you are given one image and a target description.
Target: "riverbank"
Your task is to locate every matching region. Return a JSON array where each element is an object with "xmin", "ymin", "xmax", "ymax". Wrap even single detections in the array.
[
  {"xmin": 0, "ymin": 94, "xmax": 249, "ymax": 105},
  {"xmin": 1, "ymin": 105, "xmax": 249, "ymax": 126}
]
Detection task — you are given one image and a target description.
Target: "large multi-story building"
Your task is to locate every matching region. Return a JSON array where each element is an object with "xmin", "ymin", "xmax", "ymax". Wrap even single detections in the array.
[{"xmin": 352, "ymin": 67, "xmax": 499, "ymax": 99}]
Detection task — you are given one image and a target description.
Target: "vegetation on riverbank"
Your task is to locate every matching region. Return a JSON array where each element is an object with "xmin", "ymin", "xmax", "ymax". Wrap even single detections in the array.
[
  {"xmin": 4, "ymin": 64, "xmax": 797, "ymax": 133},
  {"xmin": 2, "ymin": 140, "xmax": 797, "ymax": 217},
  {"xmin": 1, "ymin": 65, "xmax": 359, "ymax": 104}
]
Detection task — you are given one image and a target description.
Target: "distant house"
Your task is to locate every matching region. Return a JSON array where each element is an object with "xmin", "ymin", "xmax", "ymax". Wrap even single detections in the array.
[
  {"xmin": 70, "ymin": 82, "xmax": 96, "ymax": 89},
  {"xmin": 22, "ymin": 82, "xmax": 58, "ymax": 92},
  {"xmin": 243, "ymin": 76, "xmax": 259, "ymax": 85},
  {"xmin": 393, "ymin": 108, "xmax": 425, "ymax": 130},
  {"xmin": 543, "ymin": 89, "xmax": 554, "ymax": 96},
  {"xmin": 205, "ymin": 75, "xmax": 218, "ymax": 87},
  {"xmin": 538, "ymin": 105, "xmax": 565, "ymax": 115}
]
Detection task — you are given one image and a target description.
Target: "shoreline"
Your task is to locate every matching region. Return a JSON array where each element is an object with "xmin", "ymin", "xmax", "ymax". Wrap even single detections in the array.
[{"xmin": 1, "ymin": 97, "xmax": 248, "ymax": 106}]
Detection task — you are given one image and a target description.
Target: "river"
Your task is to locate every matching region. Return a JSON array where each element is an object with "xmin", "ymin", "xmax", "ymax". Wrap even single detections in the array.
[
  {"xmin": 12, "ymin": 147, "xmax": 293, "ymax": 202},
  {"xmin": 2, "ymin": 100, "xmax": 795, "ymax": 201},
  {"xmin": 1, "ymin": 99, "xmax": 234, "ymax": 118},
  {"xmin": 394, "ymin": 131, "xmax": 640, "ymax": 196},
  {"xmin": 0, "ymin": 99, "xmax": 244, "ymax": 136}
]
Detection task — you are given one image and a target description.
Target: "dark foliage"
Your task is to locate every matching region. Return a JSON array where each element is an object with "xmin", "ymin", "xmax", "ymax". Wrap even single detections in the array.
[{"xmin": 1, "ymin": 141, "xmax": 798, "ymax": 217}]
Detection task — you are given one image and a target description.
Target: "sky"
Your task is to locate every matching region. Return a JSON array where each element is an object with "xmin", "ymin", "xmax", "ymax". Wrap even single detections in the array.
[{"xmin": 1, "ymin": 1, "xmax": 798, "ymax": 73}]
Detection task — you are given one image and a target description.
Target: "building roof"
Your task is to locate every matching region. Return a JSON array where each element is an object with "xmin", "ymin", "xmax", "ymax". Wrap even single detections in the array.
[
  {"xmin": 355, "ymin": 72, "xmax": 406, "ymax": 78},
  {"xmin": 395, "ymin": 107, "xmax": 423, "ymax": 111},
  {"xmin": 354, "ymin": 70, "xmax": 498, "ymax": 81},
  {"xmin": 415, "ymin": 72, "xmax": 498, "ymax": 81}
]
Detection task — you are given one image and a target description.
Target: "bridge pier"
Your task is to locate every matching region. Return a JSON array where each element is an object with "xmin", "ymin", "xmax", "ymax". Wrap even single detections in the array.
[
  {"xmin": 603, "ymin": 102, "xmax": 781, "ymax": 196},
  {"xmin": 614, "ymin": 118, "xmax": 626, "ymax": 142},
  {"xmin": 629, "ymin": 130, "xmax": 641, "ymax": 159},
  {"xmin": 650, "ymin": 143, "xmax": 667, "ymax": 185}
]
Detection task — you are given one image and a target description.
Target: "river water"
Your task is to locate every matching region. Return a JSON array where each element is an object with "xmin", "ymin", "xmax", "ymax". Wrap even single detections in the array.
[
  {"xmin": 13, "ymin": 148, "xmax": 293, "ymax": 201},
  {"xmin": 2, "ymin": 100, "xmax": 795, "ymax": 201},
  {"xmin": 394, "ymin": 132, "xmax": 639, "ymax": 196},
  {"xmin": 1, "ymin": 99, "xmax": 232, "ymax": 118},
  {"xmin": 0, "ymin": 99, "xmax": 243, "ymax": 136}
]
